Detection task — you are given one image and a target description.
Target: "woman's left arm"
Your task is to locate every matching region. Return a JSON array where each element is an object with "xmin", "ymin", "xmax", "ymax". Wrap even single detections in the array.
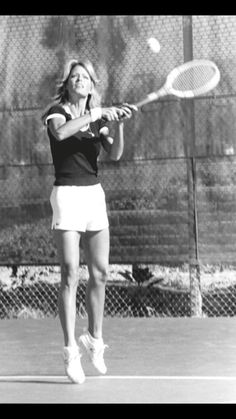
[
  {"xmin": 100, "ymin": 104, "xmax": 137, "ymax": 161},
  {"xmin": 100, "ymin": 122, "xmax": 124, "ymax": 161}
]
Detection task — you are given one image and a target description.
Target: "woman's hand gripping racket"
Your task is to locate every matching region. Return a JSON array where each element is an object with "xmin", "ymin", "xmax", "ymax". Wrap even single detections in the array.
[{"xmin": 133, "ymin": 59, "xmax": 220, "ymax": 109}]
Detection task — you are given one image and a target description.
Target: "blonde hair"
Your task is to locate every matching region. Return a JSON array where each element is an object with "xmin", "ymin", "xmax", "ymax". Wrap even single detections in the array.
[{"xmin": 42, "ymin": 58, "xmax": 101, "ymax": 122}]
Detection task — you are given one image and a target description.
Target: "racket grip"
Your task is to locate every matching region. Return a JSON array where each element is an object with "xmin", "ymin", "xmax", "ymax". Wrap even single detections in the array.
[
  {"xmin": 135, "ymin": 87, "xmax": 168, "ymax": 108},
  {"xmin": 135, "ymin": 93, "xmax": 159, "ymax": 108}
]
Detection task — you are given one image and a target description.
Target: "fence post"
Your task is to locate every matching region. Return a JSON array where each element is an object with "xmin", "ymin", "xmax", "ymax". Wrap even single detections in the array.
[
  {"xmin": 189, "ymin": 263, "xmax": 202, "ymax": 317},
  {"xmin": 183, "ymin": 16, "xmax": 202, "ymax": 317}
]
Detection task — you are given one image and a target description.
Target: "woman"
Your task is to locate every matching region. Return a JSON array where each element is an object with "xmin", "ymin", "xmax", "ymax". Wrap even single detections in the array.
[{"xmin": 42, "ymin": 58, "xmax": 137, "ymax": 384}]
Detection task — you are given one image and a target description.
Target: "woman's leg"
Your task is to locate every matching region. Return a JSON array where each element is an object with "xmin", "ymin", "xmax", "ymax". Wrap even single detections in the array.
[
  {"xmin": 54, "ymin": 230, "xmax": 81, "ymax": 347},
  {"xmin": 83, "ymin": 228, "xmax": 110, "ymax": 339}
]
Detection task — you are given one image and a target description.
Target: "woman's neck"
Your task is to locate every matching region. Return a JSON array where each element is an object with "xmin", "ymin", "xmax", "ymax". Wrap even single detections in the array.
[
  {"xmin": 63, "ymin": 100, "xmax": 90, "ymax": 131},
  {"xmin": 66, "ymin": 97, "xmax": 87, "ymax": 117}
]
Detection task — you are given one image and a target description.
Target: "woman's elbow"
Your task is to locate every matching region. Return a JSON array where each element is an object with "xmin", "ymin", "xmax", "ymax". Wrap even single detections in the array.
[{"xmin": 54, "ymin": 130, "xmax": 65, "ymax": 141}]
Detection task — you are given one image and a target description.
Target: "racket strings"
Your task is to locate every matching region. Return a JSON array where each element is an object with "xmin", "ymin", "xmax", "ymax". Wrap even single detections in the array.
[{"xmin": 172, "ymin": 65, "xmax": 216, "ymax": 92}]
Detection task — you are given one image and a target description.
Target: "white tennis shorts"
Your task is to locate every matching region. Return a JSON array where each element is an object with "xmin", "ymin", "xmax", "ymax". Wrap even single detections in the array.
[{"xmin": 50, "ymin": 184, "xmax": 109, "ymax": 232}]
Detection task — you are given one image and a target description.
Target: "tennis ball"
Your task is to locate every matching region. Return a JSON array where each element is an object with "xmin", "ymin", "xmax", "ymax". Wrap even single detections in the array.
[
  {"xmin": 99, "ymin": 126, "xmax": 113, "ymax": 144},
  {"xmin": 147, "ymin": 37, "xmax": 161, "ymax": 53},
  {"xmin": 99, "ymin": 126, "xmax": 109, "ymax": 136}
]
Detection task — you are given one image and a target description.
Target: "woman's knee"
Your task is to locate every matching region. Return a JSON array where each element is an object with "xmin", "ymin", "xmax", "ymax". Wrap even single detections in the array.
[
  {"xmin": 61, "ymin": 263, "xmax": 79, "ymax": 287},
  {"xmin": 90, "ymin": 266, "xmax": 109, "ymax": 285}
]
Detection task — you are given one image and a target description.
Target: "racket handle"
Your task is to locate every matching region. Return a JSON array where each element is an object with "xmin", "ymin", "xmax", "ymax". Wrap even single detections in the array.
[{"xmin": 134, "ymin": 86, "xmax": 168, "ymax": 109}]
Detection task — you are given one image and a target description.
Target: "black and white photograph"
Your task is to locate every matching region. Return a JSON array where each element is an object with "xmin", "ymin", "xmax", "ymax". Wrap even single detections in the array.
[{"xmin": 0, "ymin": 14, "xmax": 236, "ymax": 404}]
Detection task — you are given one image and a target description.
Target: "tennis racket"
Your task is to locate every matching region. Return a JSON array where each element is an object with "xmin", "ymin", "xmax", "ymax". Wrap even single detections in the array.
[{"xmin": 133, "ymin": 59, "xmax": 220, "ymax": 109}]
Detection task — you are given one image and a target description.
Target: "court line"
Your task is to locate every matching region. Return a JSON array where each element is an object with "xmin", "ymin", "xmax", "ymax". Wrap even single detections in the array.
[
  {"xmin": 222, "ymin": 400, "xmax": 236, "ymax": 403},
  {"xmin": 1, "ymin": 375, "xmax": 236, "ymax": 381}
]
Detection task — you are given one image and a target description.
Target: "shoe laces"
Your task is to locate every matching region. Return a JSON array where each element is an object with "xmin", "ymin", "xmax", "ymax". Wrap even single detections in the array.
[
  {"xmin": 91, "ymin": 342, "xmax": 109, "ymax": 359},
  {"xmin": 82, "ymin": 328, "xmax": 109, "ymax": 357}
]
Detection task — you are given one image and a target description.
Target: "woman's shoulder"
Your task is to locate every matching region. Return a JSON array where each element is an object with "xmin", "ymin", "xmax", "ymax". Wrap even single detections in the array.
[
  {"xmin": 47, "ymin": 103, "xmax": 67, "ymax": 116},
  {"xmin": 42, "ymin": 102, "xmax": 69, "ymax": 126}
]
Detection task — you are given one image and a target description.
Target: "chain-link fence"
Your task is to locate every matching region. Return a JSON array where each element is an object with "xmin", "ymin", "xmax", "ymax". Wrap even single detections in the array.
[
  {"xmin": 1, "ymin": 264, "xmax": 236, "ymax": 318},
  {"xmin": 1, "ymin": 15, "xmax": 236, "ymax": 318}
]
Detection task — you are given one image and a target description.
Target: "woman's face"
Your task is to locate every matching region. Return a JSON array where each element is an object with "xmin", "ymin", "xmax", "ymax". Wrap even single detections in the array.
[{"xmin": 67, "ymin": 64, "xmax": 92, "ymax": 99}]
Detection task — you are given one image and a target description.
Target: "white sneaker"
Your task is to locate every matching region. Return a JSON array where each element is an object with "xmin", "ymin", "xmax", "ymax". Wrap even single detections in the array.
[
  {"xmin": 63, "ymin": 346, "xmax": 85, "ymax": 384},
  {"xmin": 78, "ymin": 331, "xmax": 108, "ymax": 374}
]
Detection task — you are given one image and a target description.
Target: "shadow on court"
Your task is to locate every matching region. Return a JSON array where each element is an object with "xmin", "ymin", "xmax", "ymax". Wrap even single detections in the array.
[{"xmin": 0, "ymin": 317, "xmax": 236, "ymax": 403}]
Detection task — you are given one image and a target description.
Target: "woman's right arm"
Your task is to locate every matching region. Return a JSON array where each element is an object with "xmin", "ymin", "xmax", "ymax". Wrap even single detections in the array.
[
  {"xmin": 48, "ymin": 107, "xmax": 126, "ymax": 141},
  {"xmin": 48, "ymin": 113, "xmax": 93, "ymax": 141}
]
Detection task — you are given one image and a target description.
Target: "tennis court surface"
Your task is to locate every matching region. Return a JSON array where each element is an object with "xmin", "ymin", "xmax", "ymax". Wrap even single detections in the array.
[{"xmin": 0, "ymin": 317, "xmax": 236, "ymax": 403}]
